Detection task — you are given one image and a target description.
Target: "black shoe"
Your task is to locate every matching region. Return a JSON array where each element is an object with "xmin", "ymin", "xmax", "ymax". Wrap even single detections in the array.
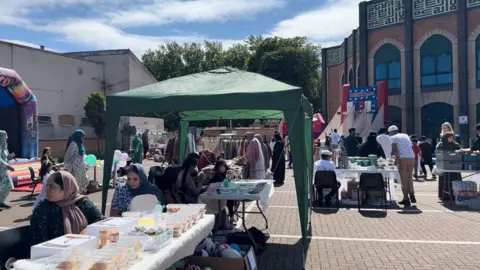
[
  {"xmin": 398, "ymin": 199, "xmax": 411, "ymax": 207},
  {"xmin": 0, "ymin": 203, "xmax": 11, "ymax": 209},
  {"xmin": 410, "ymin": 194, "xmax": 416, "ymax": 203}
]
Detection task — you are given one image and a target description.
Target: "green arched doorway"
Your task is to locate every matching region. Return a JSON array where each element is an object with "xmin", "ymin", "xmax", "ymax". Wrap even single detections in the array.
[
  {"xmin": 387, "ymin": 105, "xmax": 402, "ymax": 132},
  {"xmin": 421, "ymin": 102, "xmax": 453, "ymax": 139}
]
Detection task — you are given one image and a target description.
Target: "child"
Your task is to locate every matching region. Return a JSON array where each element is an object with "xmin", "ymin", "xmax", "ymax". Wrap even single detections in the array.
[
  {"xmin": 33, "ymin": 160, "xmax": 54, "ymax": 209},
  {"xmin": 410, "ymin": 135, "xmax": 421, "ymax": 182}
]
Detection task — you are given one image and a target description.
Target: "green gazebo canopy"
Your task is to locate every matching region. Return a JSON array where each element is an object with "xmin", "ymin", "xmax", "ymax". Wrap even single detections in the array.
[{"xmin": 101, "ymin": 68, "xmax": 313, "ymax": 247}]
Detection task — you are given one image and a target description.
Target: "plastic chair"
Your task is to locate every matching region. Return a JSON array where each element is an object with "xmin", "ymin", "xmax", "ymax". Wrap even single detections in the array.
[
  {"xmin": 129, "ymin": 194, "xmax": 158, "ymax": 212},
  {"xmin": 357, "ymin": 173, "xmax": 386, "ymax": 211},
  {"xmin": 313, "ymin": 171, "xmax": 340, "ymax": 206}
]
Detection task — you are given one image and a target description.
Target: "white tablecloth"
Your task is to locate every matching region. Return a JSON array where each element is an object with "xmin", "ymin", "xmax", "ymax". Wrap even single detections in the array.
[
  {"xmin": 129, "ymin": 214, "xmax": 215, "ymax": 270},
  {"xmin": 334, "ymin": 169, "xmax": 397, "ymax": 202},
  {"xmin": 14, "ymin": 215, "xmax": 215, "ymax": 270},
  {"xmin": 199, "ymin": 180, "xmax": 274, "ymax": 214}
]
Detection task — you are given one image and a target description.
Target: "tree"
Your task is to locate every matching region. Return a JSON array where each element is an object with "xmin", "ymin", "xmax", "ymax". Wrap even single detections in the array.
[
  {"xmin": 141, "ymin": 36, "xmax": 323, "ymax": 130},
  {"xmin": 84, "ymin": 92, "xmax": 106, "ymax": 152},
  {"xmin": 247, "ymin": 36, "xmax": 321, "ymax": 107}
]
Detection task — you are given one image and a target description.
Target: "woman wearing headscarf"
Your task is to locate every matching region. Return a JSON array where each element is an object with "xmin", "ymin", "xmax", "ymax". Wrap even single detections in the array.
[
  {"xmin": 64, "ymin": 130, "xmax": 89, "ymax": 194},
  {"xmin": 30, "ymin": 171, "xmax": 103, "ymax": 244},
  {"xmin": 131, "ymin": 133, "xmax": 143, "ymax": 164},
  {"xmin": 271, "ymin": 134, "xmax": 286, "ymax": 185},
  {"xmin": 358, "ymin": 132, "xmax": 386, "ymax": 158},
  {"xmin": 0, "ymin": 131, "xmax": 15, "ymax": 210},
  {"xmin": 208, "ymin": 159, "xmax": 237, "ymax": 226},
  {"xmin": 436, "ymin": 132, "xmax": 461, "ymax": 151},
  {"xmin": 246, "ymin": 133, "xmax": 266, "ymax": 179},
  {"xmin": 110, "ymin": 164, "xmax": 165, "ymax": 216},
  {"xmin": 255, "ymin": 134, "xmax": 270, "ymax": 172}
]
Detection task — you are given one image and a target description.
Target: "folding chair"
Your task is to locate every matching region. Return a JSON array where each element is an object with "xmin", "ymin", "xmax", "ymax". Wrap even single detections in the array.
[
  {"xmin": 29, "ymin": 167, "xmax": 42, "ymax": 199},
  {"xmin": 313, "ymin": 171, "xmax": 340, "ymax": 206},
  {"xmin": 357, "ymin": 173, "xmax": 387, "ymax": 211}
]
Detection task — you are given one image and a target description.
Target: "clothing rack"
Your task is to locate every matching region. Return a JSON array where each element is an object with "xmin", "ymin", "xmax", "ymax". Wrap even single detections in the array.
[{"xmin": 199, "ymin": 135, "xmax": 248, "ymax": 160}]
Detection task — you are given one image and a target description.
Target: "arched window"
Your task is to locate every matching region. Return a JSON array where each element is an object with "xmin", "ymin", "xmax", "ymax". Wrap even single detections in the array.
[
  {"xmin": 476, "ymin": 35, "xmax": 480, "ymax": 87},
  {"xmin": 348, "ymin": 68, "xmax": 354, "ymax": 86},
  {"xmin": 420, "ymin": 35, "xmax": 453, "ymax": 88},
  {"xmin": 374, "ymin": 44, "xmax": 401, "ymax": 94},
  {"xmin": 341, "ymin": 73, "xmax": 346, "ymax": 85}
]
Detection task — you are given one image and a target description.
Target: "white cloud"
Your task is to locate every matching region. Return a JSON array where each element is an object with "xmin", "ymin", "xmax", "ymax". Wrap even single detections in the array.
[
  {"xmin": 108, "ymin": 0, "xmax": 286, "ymax": 27},
  {"xmin": 269, "ymin": 0, "xmax": 362, "ymax": 48},
  {"xmin": 42, "ymin": 20, "xmax": 244, "ymax": 57}
]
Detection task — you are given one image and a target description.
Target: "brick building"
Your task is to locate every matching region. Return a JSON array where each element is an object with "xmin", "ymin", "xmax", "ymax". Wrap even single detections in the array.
[{"xmin": 321, "ymin": 0, "xmax": 480, "ymax": 143}]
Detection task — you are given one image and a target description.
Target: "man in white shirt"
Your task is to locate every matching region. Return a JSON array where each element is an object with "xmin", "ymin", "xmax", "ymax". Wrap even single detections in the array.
[
  {"xmin": 376, "ymin": 128, "xmax": 392, "ymax": 158},
  {"xmin": 312, "ymin": 150, "xmax": 339, "ymax": 206},
  {"xmin": 388, "ymin": 125, "xmax": 416, "ymax": 206},
  {"xmin": 313, "ymin": 150, "xmax": 336, "ymax": 177},
  {"xmin": 331, "ymin": 129, "xmax": 341, "ymax": 148}
]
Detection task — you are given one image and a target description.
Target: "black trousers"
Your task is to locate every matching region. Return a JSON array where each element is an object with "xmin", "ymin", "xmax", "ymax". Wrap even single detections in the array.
[
  {"xmin": 316, "ymin": 181, "xmax": 341, "ymax": 200},
  {"xmin": 288, "ymin": 151, "xmax": 292, "ymax": 166},
  {"xmin": 227, "ymin": 200, "xmax": 236, "ymax": 218},
  {"xmin": 420, "ymin": 159, "xmax": 433, "ymax": 175}
]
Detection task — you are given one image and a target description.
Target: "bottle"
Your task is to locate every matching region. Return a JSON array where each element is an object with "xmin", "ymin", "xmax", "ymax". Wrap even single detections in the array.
[{"xmin": 154, "ymin": 202, "xmax": 163, "ymax": 227}]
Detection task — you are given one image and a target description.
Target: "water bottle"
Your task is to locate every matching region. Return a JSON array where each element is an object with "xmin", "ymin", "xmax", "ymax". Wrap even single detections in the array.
[{"xmin": 154, "ymin": 202, "xmax": 163, "ymax": 227}]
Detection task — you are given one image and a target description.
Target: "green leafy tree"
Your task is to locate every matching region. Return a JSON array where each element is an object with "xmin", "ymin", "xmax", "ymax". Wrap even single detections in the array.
[
  {"xmin": 141, "ymin": 36, "xmax": 323, "ymax": 130},
  {"xmin": 224, "ymin": 43, "xmax": 250, "ymax": 70},
  {"xmin": 84, "ymin": 92, "xmax": 106, "ymax": 152},
  {"xmin": 247, "ymin": 36, "xmax": 321, "ymax": 107}
]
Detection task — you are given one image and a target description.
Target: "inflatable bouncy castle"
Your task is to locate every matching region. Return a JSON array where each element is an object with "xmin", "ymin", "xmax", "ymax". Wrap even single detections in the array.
[{"xmin": 0, "ymin": 67, "xmax": 38, "ymax": 158}]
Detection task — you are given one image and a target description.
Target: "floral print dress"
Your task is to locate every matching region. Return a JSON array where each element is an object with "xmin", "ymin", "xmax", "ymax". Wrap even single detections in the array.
[
  {"xmin": 64, "ymin": 143, "xmax": 89, "ymax": 193},
  {"xmin": 31, "ymin": 197, "xmax": 103, "ymax": 245},
  {"xmin": 110, "ymin": 183, "xmax": 134, "ymax": 214}
]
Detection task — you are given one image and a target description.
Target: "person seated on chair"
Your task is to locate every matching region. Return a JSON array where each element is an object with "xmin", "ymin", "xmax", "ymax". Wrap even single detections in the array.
[
  {"xmin": 313, "ymin": 150, "xmax": 335, "ymax": 175},
  {"xmin": 34, "ymin": 160, "xmax": 55, "ymax": 209},
  {"xmin": 313, "ymin": 150, "xmax": 340, "ymax": 207},
  {"xmin": 207, "ymin": 159, "xmax": 237, "ymax": 226},
  {"xmin": 174, "ymin": 156, "xmax": 206, "ymax": 204},
  {"xmin": 31, "ymin": 171, "xmax": 104, "ymax": 244},
  {"xmin": 110, "ymin": 164, "xmax": 165, "ymax": 217}
]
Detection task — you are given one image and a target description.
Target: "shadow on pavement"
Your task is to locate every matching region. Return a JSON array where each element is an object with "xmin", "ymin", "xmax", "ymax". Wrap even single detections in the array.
[{"xmin": 256, "ymin": 223, "xmax": 312, "ymax": 270}]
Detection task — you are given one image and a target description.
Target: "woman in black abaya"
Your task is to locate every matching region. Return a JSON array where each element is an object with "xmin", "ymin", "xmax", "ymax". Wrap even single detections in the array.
[{"xmin": 271, "ymin": 134, "xmax": 286, "ymax": 185}]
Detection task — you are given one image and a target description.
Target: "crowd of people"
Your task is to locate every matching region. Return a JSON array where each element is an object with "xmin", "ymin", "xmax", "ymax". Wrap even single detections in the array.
[
  {"xmin": 314, "ymin": 121, "xmax": 480, "ymax": 207},
  {"xmin": 0, "ymin": 126, "xmax": 291, "ymax": 243}
]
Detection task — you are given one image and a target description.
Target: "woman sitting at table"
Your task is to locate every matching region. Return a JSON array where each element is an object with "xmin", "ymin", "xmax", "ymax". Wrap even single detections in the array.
[
  {"xmin": 110, "ymin": 164, "xmax": 165, "ymax": 217},
  {"xmin": 174, "ymin": 156, "xmax": 206, "ymax": 204},
  {"xmin": 208, "ymin": 159, "xmax": 237, "ymax": 226},
  {"xmin": 31, "ymin": 171, "xmax": 103, "ymax": 245}
]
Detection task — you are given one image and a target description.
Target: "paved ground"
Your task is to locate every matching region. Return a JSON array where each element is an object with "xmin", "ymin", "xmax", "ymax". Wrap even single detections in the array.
[{"xmin": 2, "ymin": 160, "xmax": 480, "ymax": 269}]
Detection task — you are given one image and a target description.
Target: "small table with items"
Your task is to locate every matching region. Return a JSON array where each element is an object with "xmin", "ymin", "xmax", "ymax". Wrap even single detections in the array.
[
  {"xmin": 198, "ymin": 179, "xmax": 274, "ymax": 251},
  {"xmin": 13, "ymin": 205, "xmax": 215, "ymax": 270}
]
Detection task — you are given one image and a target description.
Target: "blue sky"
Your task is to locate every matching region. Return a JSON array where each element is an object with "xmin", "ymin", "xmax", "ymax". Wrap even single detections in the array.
[{"xmin": 0, "ymin": 0, "xmax": 362, "ymax": 57}]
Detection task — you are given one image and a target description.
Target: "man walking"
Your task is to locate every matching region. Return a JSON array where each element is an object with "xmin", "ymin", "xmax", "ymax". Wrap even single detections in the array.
[
  {"xmin": 418, "ymin": 136, "xmax": 435, "ymax": 179},
  {"xmin": 388, "ymin": 125, "xmax": 416, "ymax": 206},
  {"xmin": 331, "ymin": 129, "xmax": 341, "ymax": 149},
  {"xmin": 344, "ymin": 128, "xmax": 360, "ymax": 157}
]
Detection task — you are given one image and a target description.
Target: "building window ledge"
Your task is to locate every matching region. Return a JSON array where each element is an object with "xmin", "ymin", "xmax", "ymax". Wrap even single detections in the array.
[{"xmin": 421, "ymin": 84, "xmax": 453, "ymax": 93}]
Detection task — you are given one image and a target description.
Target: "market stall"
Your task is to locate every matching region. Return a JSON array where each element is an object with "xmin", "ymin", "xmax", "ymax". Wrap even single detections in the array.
[
  {"xmin": 101, "ymin": 68, "xmax": 313, "ymax": 251},
  {"xmin": 13, "ymin": 206, "xmax": 215, "ymax": 270},
  {"xmin": 199, "ymin": 179, "xmax": 274, "ymax": 250}
]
